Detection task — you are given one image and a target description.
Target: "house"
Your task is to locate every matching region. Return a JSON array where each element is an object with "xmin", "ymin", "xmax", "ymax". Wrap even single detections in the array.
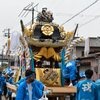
[{"xmin": 75, "ymin": 37, "xmax": 100, "ymax": 80}]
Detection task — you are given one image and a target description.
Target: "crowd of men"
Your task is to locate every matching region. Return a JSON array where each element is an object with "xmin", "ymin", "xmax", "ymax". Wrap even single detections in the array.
[
  {"xmin": 0, "ymin": 70, "xmax": 14, "ymax": 100},
  {"xmin": 0, "ymin": 68, "xmax": 47, "ymax": 100},
  {"xmin": 0, "ymin": 63, "xmax": 100, "ymax": 100},
  {"xmin": 63, "ymin": 60, "xmax": 100, "ymax": 100}
]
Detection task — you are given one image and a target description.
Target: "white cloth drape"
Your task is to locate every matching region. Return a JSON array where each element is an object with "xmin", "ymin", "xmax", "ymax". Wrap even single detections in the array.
[{"xmin": 10, "ymin": 31, "xmax": 21, "ymax": 52}]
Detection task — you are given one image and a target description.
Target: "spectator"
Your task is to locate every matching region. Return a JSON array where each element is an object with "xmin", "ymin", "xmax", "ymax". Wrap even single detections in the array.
[
  {"xmin": 76, "ymin": 69, "xmax": 97, "ymax": 100},
  {"xmin": 0, "ymin": 71, "xmax": 5, "ymax": 100},
  {"xmin": 7, "ymin": 73, "xmax": 14, "ymax": 100},
  {"xmin": 2, "ymin": 72, "xmax": 7, "ymax": 100},
  {"xmin": 79, "ymin": 71, "xmax": 86, "ymax": 81},
  {"xmin": 95, "ymin": 77, "xmax": 100, "ymax": 100},
  {"xmin": 16, "ymin": 69, "xmax": 46, "ymax": 100}
]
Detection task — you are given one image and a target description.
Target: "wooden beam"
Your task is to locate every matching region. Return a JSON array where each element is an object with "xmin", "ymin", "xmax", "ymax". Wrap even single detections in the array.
[
  {"xmin": 6, "ymin": 83, "xmax": 17, "ymax": 93},
  {"xmin": 48, "ymin": 87, "xmax": 76, "ymax": 94},
  {"xmin": 7, "ymin": 83, "xmax": 76, "ymax": 94}
]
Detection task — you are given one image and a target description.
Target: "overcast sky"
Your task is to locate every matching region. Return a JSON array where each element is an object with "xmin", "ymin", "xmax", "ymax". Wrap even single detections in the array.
[{"xmin": 0, "ymin": 0, "xmax": 100, "ymax": 51}]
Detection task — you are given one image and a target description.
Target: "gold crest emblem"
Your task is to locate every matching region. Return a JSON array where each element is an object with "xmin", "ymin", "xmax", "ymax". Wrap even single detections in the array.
[{"xmin": 41, "ymin": 24, "xmax": 54, "ymax": 36}]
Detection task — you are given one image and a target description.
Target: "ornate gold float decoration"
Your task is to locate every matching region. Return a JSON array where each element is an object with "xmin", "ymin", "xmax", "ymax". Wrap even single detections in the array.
[
  {"xmin": 41, "ymin": 24, "xmax": 54, "ymax": 36},
  {"xmin": 34, "ymin": 47, "xmax": 61, "ymax": 61},
  {"xmin": 36, "ymin": 68, "xmax": 61, "ymax": 86}
]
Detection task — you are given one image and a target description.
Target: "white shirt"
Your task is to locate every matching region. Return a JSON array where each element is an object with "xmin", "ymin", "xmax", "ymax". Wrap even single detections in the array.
[{"xmin": 27, "ymin": 84, "xmax": 32, "ymax": 100}]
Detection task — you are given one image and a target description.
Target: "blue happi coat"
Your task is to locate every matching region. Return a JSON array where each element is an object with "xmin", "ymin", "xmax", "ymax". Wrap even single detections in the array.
[
  {"xmin": 8, "ymin": 77, "xmax": 14, "ymax": 95},
  {"xmin": 15, "ymin": 77, "xmax": 26, "ymax": 86},
  {"xmin": 95, "ymin": 79, "xmax": 100, "ymax": 100},
  {"xmin": 63, "ymin": 60, "xmax": 77, "ymax": 80},
  {"xmin": 16, "ymin": 79, "xmax": 44, "ymax": 100},
  {"xmin": 0, "ymin": 75, "xmax": 6, "ymax": 94},
  {"xmin": 76, "ymin": 79, "xmax": 97, "ymax": 100}
]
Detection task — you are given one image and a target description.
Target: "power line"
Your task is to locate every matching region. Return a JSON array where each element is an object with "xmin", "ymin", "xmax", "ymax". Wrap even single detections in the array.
[
  {"xmin": 61, "ymin": 0, "xmax": 99, "ymax": 25},
  {"xmin": 76, "ymin": 15, "xmax": 100, "ymax": 37},
  {"xmin": 18, "ymin": 3, "xmax": 34, "ymax": 17},
  {"xmin": 55, "ymin": 12, "xmax": 100, "ymax": 18},
  {"xmin": 79, "ymin": 15, "xmax": 100, "ymax": 28},
  {"xmin": 18, "ymin": 2, "xmax": 39, "ymax": 24},
  {"xmin": 18, "ymin": 2, "xmax": 34, "ymax": 17}
]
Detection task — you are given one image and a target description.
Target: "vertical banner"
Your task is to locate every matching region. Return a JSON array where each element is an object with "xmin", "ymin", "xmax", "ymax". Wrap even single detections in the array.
[
  {"xmin": 30, "ymin": 48, "xmax": 34, "ymax": 71},
  {"xmin": 61, "ymin": 48, "xmax": 65, "ymax": 86}
]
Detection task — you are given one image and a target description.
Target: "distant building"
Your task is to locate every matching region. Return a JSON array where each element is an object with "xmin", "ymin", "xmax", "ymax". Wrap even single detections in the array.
[
  {"xmin": 74, "ymin": 37, "xmax": 100, "ymax": 58},
  {"xmin": 0, "ymin": 54, "xmax": 15, "ymax": 67},
  {"xmin": 75, "ymin": 37, "xmax": 100, "ymax": 80}
]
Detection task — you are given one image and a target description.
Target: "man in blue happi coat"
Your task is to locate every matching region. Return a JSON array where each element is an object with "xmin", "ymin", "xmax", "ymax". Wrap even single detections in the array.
[
  {"xmin": 95, "ymin": 77, "xmax": 100, "ymax": 100},
  {"xmin": 0, "ymin": 71, "xmax": 6, "ymax": 100},
  {"xmin": 15, "ymin": 77, "xmax": 26, "ymax": 86},
  {"xmin": 16, "ymin": 69, "xmax": 46, "ymax": 100},
  {"xmin": 7, "ymin": 73, "xmax": 14, "ymax": 100},
  {"xmin": 76, "ymin": 69, "xmax": 97, "ymax": 100},
  {"xmin": 63, "ymin": 60, "xmax": 78, "ymax": 85}
]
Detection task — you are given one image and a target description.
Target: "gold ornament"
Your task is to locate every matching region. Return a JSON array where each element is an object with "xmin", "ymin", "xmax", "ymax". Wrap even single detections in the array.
[
  {"xmin": 59, "ymin": 25, "xmax": 64, "ymax": 32},
  {"xmin": 24, "ymin": 27, "xmax": 33, "ymax": 37},
  {"xmin": 41, "ymin": 24, "xmax": 54, "ymax": 36}
]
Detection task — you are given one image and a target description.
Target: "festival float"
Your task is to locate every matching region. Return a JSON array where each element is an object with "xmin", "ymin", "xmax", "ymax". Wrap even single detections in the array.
[{"xmin": 7, "ymin": 7, "xmax": 84, "ymax": 99}]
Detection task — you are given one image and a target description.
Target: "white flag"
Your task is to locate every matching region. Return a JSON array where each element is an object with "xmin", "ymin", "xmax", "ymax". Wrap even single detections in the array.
[{"xmin": 10, "ymin": 31, "xmax": 21, "ymax": 52}]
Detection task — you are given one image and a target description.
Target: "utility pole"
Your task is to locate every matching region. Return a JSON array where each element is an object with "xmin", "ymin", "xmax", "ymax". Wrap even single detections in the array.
[
  {"xmin": 7, "ymin": 28, "xmax": 10, "ymax": 67},
  {"xmin": 8, "ymin": 28, "xmax": 10, "ymax": 38},
  {"xmin": 1, "ymin": 45, "xmax": 4, "ymax": 67},
  {"xmin": 24, "ymin": 3, "xmax": 39, "ymax": 24},
  {"xmin": 2, "ymin": 29, "xmax": 10, "ymax": 67},
  {"xmin": 19, "ymin": 3, "xmax": 39, "ymax": 24},
  {"xmin": 3, "ymin": 28, "xmax": 11, "ymax": 66},
  {"xmin": 31, "ymin": 3, "xmax": 39, "ymax": 24},
  {"xmin": 32, "ymin": 7, "xmax": 34, "ymax": 24}
]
